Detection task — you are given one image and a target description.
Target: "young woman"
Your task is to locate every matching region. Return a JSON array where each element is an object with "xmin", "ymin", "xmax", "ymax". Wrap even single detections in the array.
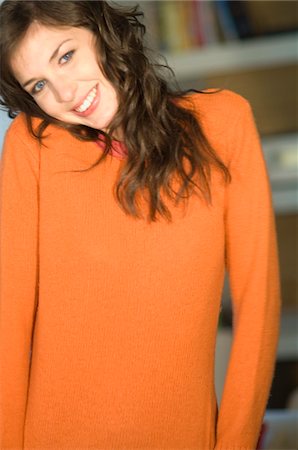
[{"xmin": 0, "ymin": 1, "xmax": 281, "ymax": 449}]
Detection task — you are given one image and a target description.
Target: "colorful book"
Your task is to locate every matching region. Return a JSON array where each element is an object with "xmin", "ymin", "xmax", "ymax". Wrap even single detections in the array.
[
  {"xmin": 157, "ymin": 1, "xmax": 183, "ymax": 52},
  {"xmin": 213, "ymin": 0, "xmax": 239, "ymax": 41},
  {"xmin": 227, "ymin": 1, "xmax": 254, "ymax": 40},
  {"xmin": 192, "ymin": 0, "xmax": 221, "ymax": 47}
]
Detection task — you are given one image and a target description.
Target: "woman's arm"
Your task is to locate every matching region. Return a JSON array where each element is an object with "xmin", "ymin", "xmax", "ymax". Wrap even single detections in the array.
[
  {"xmin": 0, "ymin": 116, "xmax": 40, "ymax": 448},
  {"xmin": 214, "ymin": 96, "xmax": 281, "ymax": 450}
]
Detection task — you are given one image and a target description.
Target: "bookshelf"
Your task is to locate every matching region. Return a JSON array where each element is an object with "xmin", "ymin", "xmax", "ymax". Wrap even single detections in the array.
[
  {"xmin": 136, "ymin": 1, "xmax": 298, "ymax": 83},
  {"xmin": 139, "ymin": 1, "xmax": 297, "ymax": 137},
  {"xmin": 161, "ymin": 32, "xmax": 298, "ymax": 82}
]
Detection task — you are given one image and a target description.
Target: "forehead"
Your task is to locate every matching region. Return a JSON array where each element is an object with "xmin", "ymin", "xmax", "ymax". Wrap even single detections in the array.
[{"xmin": 11, "ymin": 22, "xmax": 94, "ymax": 79}]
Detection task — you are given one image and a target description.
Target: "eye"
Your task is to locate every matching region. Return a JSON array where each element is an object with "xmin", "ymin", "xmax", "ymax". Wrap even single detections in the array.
[
  {"xmin": 30, "ymin": 50, "xmax": 75, "ymax": 96},
  {"xmin": 31, "ymin": 80, "xmax": 46, "ymax": 95},
  {"xmin": 59, "ymin": 50, "xmax": 75, "ymax": 64}
]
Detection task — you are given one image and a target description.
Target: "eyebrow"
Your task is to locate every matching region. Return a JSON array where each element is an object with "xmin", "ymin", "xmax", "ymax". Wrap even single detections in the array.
[{"xmin": 22, "ymin": 38, "xmax": 74, "ymax": 89}]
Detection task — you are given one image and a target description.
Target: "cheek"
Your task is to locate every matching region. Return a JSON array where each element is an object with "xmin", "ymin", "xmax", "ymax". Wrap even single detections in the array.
[
  {"xmin": 74, "ymin": 53, "xmax": 101, "ymax": 78},
  {"xmin": 35, "ymin": 96, "xmax": 61, "ymax": 117}
]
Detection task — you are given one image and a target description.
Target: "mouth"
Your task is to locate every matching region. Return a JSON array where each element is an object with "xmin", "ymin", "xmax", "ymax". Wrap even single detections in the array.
[{"xmin": 72, "ymin": 84, "xmax": 99, "ymax": 117}]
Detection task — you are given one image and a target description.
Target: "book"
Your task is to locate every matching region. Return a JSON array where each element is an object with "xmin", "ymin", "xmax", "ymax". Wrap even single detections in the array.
[
  {"xmin": 227, "ymin": 1, "xmax": 254, "ymax": 40},
  {"xmin": 197, "ymin": 0, "xmax": 221, "ymax": 46},
  {"xmin": 213, "ymin": 0, "xmax": 239, "ymax": 41},
  {"xmin": 157, "ymin": 1, "xmax": 183, "ymax": 52}
]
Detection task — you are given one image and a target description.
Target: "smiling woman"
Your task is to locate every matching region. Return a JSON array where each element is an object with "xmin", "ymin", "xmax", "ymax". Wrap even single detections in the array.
[
  {"xmin": 0, "ymin": 1, "xmax": 281, "ymax": 450},
  {"xmin": 0, "ymin": 0, "xmax": 230, "ymax": 220},
  {"xmin": 10, "ymin": 24, "xmax": 119, "ymax": 133}
]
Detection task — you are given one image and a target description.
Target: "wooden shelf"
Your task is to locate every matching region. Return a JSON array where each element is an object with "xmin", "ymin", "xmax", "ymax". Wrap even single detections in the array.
[{"xmin": 159, "ymin": 32, "xmax": 298, "ymax": 81}]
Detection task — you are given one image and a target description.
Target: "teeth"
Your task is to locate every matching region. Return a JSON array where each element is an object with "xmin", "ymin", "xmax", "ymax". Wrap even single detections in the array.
[{"xmin": 75, "ymin": 87, "xmax": 97, "ymax": 112}]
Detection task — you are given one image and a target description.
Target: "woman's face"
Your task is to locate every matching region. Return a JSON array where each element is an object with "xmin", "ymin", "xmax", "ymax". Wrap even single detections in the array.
[{"xmin": 11, "ymin": 22, "xmax": 119, "ymax": 134}]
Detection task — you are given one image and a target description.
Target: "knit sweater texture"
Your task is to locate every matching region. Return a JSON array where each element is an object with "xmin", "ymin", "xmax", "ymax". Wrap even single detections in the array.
[{"xmin": 0, "ymin": 89, "xmax": 281, "ymax": 449}]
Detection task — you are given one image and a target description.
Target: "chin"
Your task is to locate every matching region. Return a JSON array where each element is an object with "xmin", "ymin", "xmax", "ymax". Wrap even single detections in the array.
[{"xmin": 88, "ymin": 120, "xmax": 110, "ymax": 131}]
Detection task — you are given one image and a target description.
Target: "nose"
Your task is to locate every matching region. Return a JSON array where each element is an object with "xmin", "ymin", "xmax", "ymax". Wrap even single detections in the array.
[{"xmin": 51, "ymin": 77, "xmax": 77, "ymax": 103}]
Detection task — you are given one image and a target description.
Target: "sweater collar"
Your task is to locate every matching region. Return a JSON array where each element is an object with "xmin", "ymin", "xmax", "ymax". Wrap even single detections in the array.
[{"xmin": 95, "ymin": 136, "xmax": 128, "ymax": 160}]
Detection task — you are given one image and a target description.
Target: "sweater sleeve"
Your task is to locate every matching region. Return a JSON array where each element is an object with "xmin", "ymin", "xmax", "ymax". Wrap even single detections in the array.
[
  {"xmin": 0, "ymin": 123, "xmax": 39, "ymax": 449},
  {"xmin": 214, "ymin": 97, "xmax": 281, "ymax": 450}
]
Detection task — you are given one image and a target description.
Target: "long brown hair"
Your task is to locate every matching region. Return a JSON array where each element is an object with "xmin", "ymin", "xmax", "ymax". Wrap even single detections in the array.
[{"xmin": 0, "ymin": 0, "xmax": 231, "ymax": 222}]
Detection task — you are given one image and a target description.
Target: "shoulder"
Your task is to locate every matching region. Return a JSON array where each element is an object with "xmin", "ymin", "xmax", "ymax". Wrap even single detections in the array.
[
  {"xmin": 178, "ymin": 88, "xmax": 254, "ymax": 164},
  {"xmin": 4, "ymin": 113, "xmax": 74, "ymax": 154},
  {"xmin": 181, "ymin": 88, "xmax": 251, "ymax": 123},
  {"xmin": 2, "ymin": 114, "xmax": 43, "ymax": 166},
  {"xmin": 3, "ymin": 114, "xmax": 98, "ymax": 168},
  {"xmin": 5, "ymin": 113, "xmax": 40, "ymax": 148}
]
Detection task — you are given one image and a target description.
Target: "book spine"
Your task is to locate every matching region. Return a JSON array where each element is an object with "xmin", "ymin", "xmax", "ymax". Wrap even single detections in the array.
[
  {"xmin": 192, "ymin": 0, "xmax": 206, "ymax": 47},
  {"xmin": 158, "ymin": 1, "xmax": 183, "ymax": 53},
  {"xmin": 177, "ymin": 1, "xmax": 193, "ymax": 51},
  {"xmin": 213, "ymin": 0, "xmax": 239, "ymax": 41},
  {"xmin": 199, "ymin": 0, "xmax": 221, "ymax": 46},
  {"xmin": 226, "ymin": 0, "xmax": 254, "ymax": 40}
]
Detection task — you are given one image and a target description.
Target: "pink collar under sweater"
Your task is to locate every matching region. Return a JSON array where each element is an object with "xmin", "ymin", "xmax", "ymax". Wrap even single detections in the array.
[{"xmin": 96, "ymin": 137, "xmax": 128, "ymax": 160}]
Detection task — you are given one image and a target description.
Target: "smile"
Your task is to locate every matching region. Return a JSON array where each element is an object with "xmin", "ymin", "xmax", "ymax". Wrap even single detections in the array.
[
  {"xmin": 74, "ymin": 85, "xmax": 98, "ymax": 113},
  {"xmin": 71, "ymin": 83, "xmax": 100, "ymax": 118}
]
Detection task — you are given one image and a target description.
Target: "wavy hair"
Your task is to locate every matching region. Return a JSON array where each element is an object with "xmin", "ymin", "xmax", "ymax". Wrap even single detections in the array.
[{"xmin": 0, "ymin": 0, "xmax": 231, "ymax": 222}]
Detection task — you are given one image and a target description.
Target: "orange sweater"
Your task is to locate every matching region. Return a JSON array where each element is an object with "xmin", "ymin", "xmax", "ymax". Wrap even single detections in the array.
[{"xmin": 0, "ymin": 89, "xmax": 281, "ymax": 449}]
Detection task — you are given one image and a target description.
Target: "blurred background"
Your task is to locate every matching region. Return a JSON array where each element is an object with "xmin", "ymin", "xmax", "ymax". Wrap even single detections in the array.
[
  {"xmin": 134, "ymin": 1, "xmax": 298, "ymax": 448},
  {"xmin": 0, "ymin": 0, "xmax": 297, "ymax": 448}
]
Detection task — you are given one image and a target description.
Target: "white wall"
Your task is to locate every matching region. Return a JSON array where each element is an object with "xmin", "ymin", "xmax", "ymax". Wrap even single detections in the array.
[
  {"xmin": 0, "ymin": 112, "xmax": 12, "ymax": 152},
  {"xmin": 0, "ymin": 0, "xmax": 12, "ymax": 152}
]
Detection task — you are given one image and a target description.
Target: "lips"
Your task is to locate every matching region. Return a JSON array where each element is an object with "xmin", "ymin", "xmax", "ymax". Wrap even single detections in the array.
[{"xmin": 72, "ymin": 83, "xmax": 100, "ymax": 117}]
